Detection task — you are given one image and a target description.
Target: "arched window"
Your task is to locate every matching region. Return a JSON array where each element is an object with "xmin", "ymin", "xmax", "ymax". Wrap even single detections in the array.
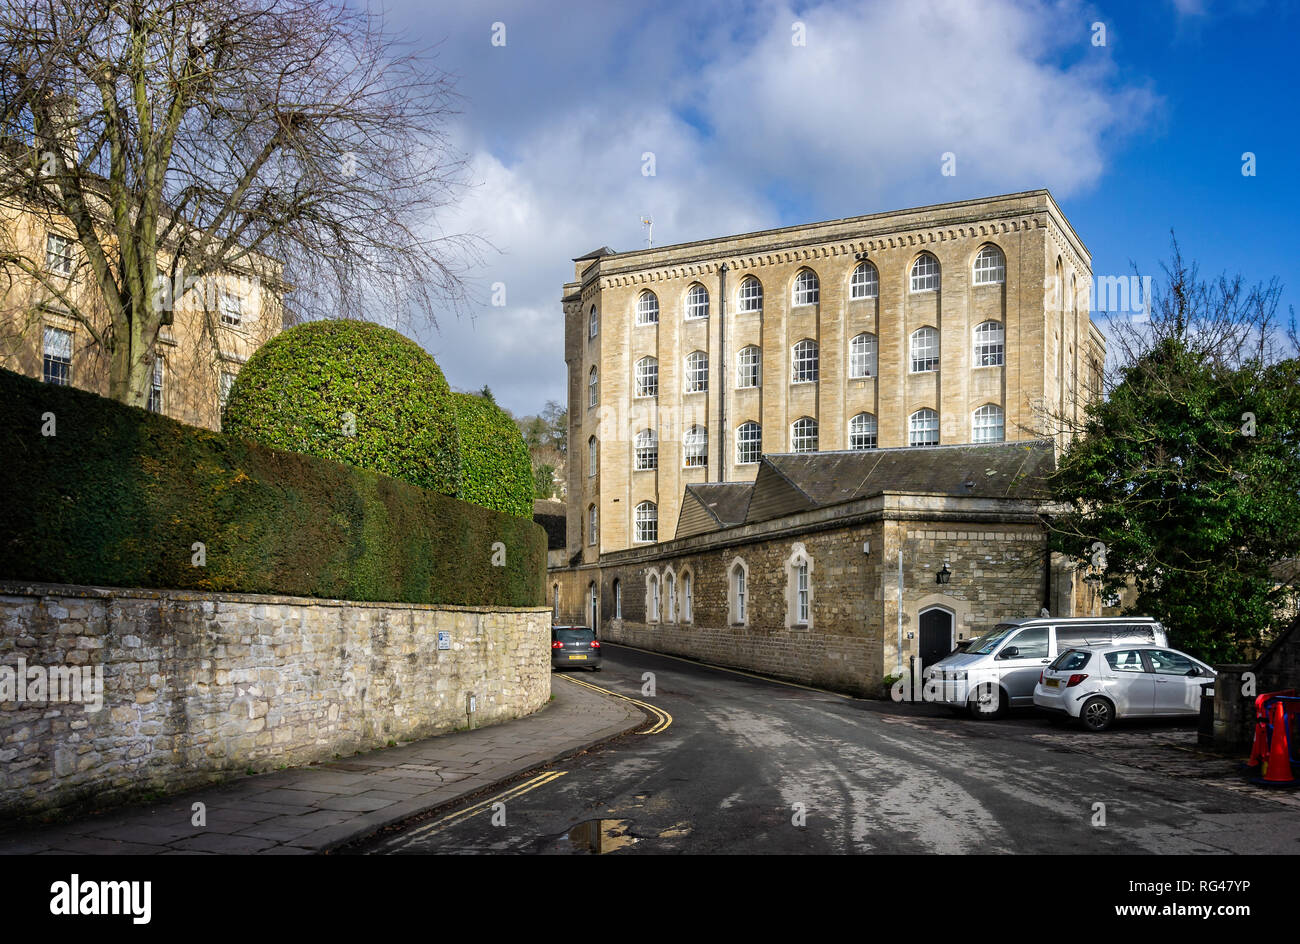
[
  {"xmin": 683, "ymin": 425, "xmax": 708, "ymax": 468},
  {"xmin": 910, "ymin": 253, "xmax": 940, "ymax": 293},
  {"xmin": 973, "ymin": 245, "xmax": 1006, "ymax": 285},
  {"xmin": 849, "ymin": 413, "xmax": 878, "ymax": 450},
  {"xmin": 791, "ymin": 417, "xmax": 818, "ymax": 453},
  {"xmin": 647, "ymin": 571, "xmax": 660, "ymax": 621},
  {"xmin": 686, "ymin": 283, "xmax": 709, "ymax": 320},
  {"xmin": 635, "ymin": 429, "xmax": 658, "ymax": 470},
  {"xmin": 587, "ymin": 436, "xmax": 597, "ymax": 477},
  {"xmin": 665, "ymin": 569, "xmax": 677, "ymax": 622},
  {"xmin": 792, "ymin": 339, "xmax": 819, "ymax": 383},
  {"xmin": 850, "ymin": 261, "xmax": 879, "ymax": 299},
  {"xmin": 973, "ymin": 404, "xmax": 1005, "ymax": 443},
  {"xmin": 729, "ymin": 558, "xmax": 748, "ymax": 625},
  {"xmin": 636, "ymin": 290, "xmax": 659, "ymax": 325},
  {"xmin": 784, "ymin": 543, "xmax": 814, "ymax": 628},
  {"xmin": 738, "ymin": 276, "xmax": 763, "ymax": 312},
  {"xmin": 588, "ymin": 504, "xmax": 598, "ymax": 545},
  {"xmin": 635, "ymin": 501, "xmax": 658, "ymax": 543},
  {"xmin": 682, "ymin": 570, "xmax": 693, "ymax": 623},
  {"xmin": 910, "ymin": 327, "xmax": 939, "ymax": 372},
  {"xmin": 736, "ymin": 345, "xmax": 761, "ymax": 388},
  {"xmin": 793, "ymin": 268, "xmax": 820, "ymax": 306},
  {"xmin": 909, "ymin": 408, "xmax": 939, "ymax": 446},
  {"xmin": 588, "ymin": 366, "xmax": 598, "ymax": 406},
  {"xmin": 588, "ymin": 305, "xmax": 598, "ymax": 338},
  {"xmin": 974, "ymin": 320, "xmax": 1005, "ymax": 367},
  {"xmin": 736, "ymin": 421, "xmax": 762, "ymax": 464},
  {"xmin": 613, "ymin": 578, "xmax": 622, "ymax": 619},
  {"xmin": 685, "ymin": 351, "xmax": 709, "ymax": 393},
  {"xmin": 849, "ymin": 332, "xmax": 877, "ymax": 378},
  {"xmin": 635, "ymin": 356, "xmax": 658, "ymax": 397}
]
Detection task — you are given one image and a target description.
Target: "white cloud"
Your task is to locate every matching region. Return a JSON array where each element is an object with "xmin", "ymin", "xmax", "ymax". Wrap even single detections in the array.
[{"xmin": 387, "ymin": 0, "xmax": 1161, "ymax": 415}]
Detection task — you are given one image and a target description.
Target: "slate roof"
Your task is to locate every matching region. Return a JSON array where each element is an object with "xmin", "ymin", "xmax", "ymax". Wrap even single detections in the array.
[
  {"xmin": 760, "ymin": 440, "xmax": 1055, "ymax": 511},
  {"xmin": 673, "ymin": 441, "xmax": 1055, "ymax": 536}
]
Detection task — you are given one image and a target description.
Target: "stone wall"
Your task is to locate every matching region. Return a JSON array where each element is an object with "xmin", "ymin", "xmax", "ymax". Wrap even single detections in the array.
[{"xmin": 0, "ymin": 582, "xmax": 550, "ymax": 818}]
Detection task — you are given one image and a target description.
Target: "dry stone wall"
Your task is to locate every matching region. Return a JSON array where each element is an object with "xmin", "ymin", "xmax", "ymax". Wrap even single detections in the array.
[{"xmin": 0, "ymin": 582, "xmax": 550, "ymax": 817}]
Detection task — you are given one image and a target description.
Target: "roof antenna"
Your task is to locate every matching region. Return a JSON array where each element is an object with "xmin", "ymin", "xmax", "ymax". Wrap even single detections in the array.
[{"xmin": 641, "ymin": 216, "xmax": 653, "ymax": 249}]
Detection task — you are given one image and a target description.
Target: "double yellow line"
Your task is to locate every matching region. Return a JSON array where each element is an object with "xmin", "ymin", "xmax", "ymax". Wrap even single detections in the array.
[
  {"xmin": 558, "ymin": 673, "xmax": 673, "ymax": 735},
  {"xmin": 379, "ymin": 770, "xmax": 567, "ymax": 850}
]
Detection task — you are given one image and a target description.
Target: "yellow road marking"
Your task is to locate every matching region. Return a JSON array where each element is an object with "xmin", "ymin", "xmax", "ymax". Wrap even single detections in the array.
[
  {"xmin": 599, "ymin": 641, "xmax": 858, "ymax": 700},
  {"xmin": 557, "ymin": 673, "xmax": 673, "ymax": 734},
  {"xmin": 381, "ymin": 770, "xmax": 567, "ymax": 850}
]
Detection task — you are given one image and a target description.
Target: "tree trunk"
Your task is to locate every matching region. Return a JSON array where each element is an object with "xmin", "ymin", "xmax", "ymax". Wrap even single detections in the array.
[{"xmin": 107, "ymin": 306, "xmax": 154, "ymax": 408}]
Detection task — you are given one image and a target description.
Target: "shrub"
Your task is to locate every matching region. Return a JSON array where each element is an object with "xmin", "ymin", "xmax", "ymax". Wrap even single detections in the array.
[
  {"xmin": 222, "ymin": 319, "xmax": 458, "ymax": 496},
  {"xmin": 453, "ymin": 393, "xmax": 534, "ymax": 518},
  {"xmin": 0, "ymin": 369, "xmax": 544, "ymax": 607}
]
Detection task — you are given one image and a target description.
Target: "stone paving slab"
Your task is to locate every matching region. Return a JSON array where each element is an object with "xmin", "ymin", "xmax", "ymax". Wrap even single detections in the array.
[{"xmin": 0, "ymin": 676, "xmax": 644, "ymax": 855}]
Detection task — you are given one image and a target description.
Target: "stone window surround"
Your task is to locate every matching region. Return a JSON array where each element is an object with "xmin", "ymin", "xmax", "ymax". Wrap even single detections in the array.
[
  {"xmin": 783, "ymin": 542, "xmax": 814, "ymax": 630},
  {"xmin": 679, "ymin": 564, "xmax": 694, "ymax": 624},
  {"xmin": 728, "ymin": 556, "xmax": 749, "ymax": 627},
  {"xmin": 664, "ymin": 565, "xmax": 677, "ymax": 622},
  {"xmin": 645, "ymin": 568, "xmax": 661, "ymax": 623}
]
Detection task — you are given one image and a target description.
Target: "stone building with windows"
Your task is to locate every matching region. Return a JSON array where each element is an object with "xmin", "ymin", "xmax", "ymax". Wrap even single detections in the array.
[
  {"xmin": 550, "ymin": 190, "xmax": 1106, "ymax": 693},
  {"xmin": 561, "ymin": 189, "xmax": 1101, "ymax": 564},
  {"xmin": 1, "ymin": 181, "xmax": 284, "ymax": 431}
]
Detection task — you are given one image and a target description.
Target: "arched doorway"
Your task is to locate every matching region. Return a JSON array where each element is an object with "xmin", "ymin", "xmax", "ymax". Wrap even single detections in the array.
[
  {"xmin": 918, "ymin": 606, "xmax": 955, "ymax": 670},
  {"xmin": 588, "ymin": 582, "xmax": 598, "ymax": 636}
]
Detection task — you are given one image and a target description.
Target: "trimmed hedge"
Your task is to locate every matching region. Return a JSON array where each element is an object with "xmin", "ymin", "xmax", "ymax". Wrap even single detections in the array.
[
  {"xmin": 222, "ymin": 320, "xmax": 459, "ymax": 497},
  {"xmin": 0, "ymin": 368, "xmax": 544, "ymax": 607},
  {"xmin": 453, "ymin": 393, "xmax": 534, "ymax": 518}
]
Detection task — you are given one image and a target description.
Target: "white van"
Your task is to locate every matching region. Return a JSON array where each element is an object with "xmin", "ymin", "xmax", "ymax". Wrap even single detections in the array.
[{"xmin": 923, "ymin": 617, "xmax": 1168, "ymax": 718}]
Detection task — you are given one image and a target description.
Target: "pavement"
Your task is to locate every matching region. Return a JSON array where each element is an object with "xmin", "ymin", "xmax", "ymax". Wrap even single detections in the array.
[{"xmin": 0, "ymin": 673, "xmax": 645, "ymax": 855}]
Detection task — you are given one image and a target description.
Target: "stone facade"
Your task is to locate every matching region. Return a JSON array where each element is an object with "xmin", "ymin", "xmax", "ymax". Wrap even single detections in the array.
[
  {"xmin": 554, "ymin": 493, "xmax": 1061, "ymax": 697},
  {"xmin": 562, "ymin": 190, "xmax": 1103, "ymax": 561},
  {"xmin": 0, "ymin": 582, "xmax": 550, "ymax": 817},
  {"xmin": 0, "ymin": 202, "xmax": 284, "ymax": 431}
]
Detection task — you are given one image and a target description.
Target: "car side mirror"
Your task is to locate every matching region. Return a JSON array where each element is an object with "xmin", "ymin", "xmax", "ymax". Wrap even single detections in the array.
[
  {"xmin": 1186, "ymin": 667, "xmax": 1199, "ymax": 677},
  {"xmin": 999, "ymin": 646, "xmax": 1019, "ymax": 660}
]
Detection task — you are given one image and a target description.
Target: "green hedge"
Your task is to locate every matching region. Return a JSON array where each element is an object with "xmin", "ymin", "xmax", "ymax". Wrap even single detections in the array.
[
  {"xmin": 221, "ymin": 320, "xmax": 459, "ymax": 497},
  {"xmin": 453, "ymin": 393, "xmax": 534, "ymax": 518},
  {"xmin": 0, "ymin": 368, "xmax": 544, "ymax": 607}
]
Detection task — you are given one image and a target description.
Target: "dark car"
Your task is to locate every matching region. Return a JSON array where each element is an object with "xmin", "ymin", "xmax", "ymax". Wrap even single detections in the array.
[{"xmin": 551, "ymin": 625, "xmax": 601, "ymax": 671}]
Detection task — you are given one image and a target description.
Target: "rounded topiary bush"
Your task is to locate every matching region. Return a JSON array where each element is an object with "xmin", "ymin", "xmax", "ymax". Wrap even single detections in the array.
[
  {"xmin": 453, "ymin": 392, "xmax": 534, "ymax": 518},
  {"xmin": 222, "ymin": 320, "xmax": 458, "ymax": 495}
]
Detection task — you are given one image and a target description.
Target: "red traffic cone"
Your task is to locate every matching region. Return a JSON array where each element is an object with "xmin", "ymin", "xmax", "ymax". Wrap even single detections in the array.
[{"xmin": 1257, "ymin": 699, "xmax": 1298, "ymax": 787}]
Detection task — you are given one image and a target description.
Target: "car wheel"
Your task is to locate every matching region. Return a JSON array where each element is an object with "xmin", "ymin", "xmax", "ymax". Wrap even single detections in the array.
[
  {"xmin": 1080, "ymin": 696, "xmax": 1115, "ymax": 732},
  {"xmin": 968, "ymin": 687, "xmax": 1008, "ymax": 720}
]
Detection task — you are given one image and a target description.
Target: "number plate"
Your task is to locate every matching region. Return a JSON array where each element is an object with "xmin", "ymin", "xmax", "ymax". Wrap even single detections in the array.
[
  {"xmin": 1045, "ymin": 678, "xmax": 1059, "ymax": 688},
  {"xmin": 568, "ymin": 655, "xmax": 587, "ymax": 661}
]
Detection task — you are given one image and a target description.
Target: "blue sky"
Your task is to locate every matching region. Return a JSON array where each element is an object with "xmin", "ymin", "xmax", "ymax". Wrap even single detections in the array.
[{"xmin": 381, "ymin": 0, "xmax": 1298, "ymax": 417}]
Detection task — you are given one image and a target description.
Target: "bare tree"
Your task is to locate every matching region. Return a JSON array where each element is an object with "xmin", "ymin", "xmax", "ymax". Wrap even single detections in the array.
[{"xmin": 1, "ymin": 0, "xmax": 475, "ymax": 406}]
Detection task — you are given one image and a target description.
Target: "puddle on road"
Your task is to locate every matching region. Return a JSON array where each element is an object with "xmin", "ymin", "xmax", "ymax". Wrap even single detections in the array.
[
  {"xmin": 566, "ymin": 819, "xmax": 637, "ymax": 853},
  {"xmin": 564, "ymin": 818, "xmax": 694, "ymax": 853}
]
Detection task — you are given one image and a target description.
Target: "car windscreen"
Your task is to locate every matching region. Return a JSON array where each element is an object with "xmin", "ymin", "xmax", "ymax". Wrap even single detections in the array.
[
  {"xmin": 555, "ymin": 629, "xmax": 595, "ymax": 643},
  {"xmin": 1050, "ymin": 649, "xmax": 1091, "ymax": 671},
  {"xmin": 967, "ymin": 624, "xmax": 1018, "ymax": 655}
]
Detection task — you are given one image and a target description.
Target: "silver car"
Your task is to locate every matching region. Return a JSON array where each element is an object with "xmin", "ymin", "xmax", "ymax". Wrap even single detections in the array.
[{"xmin": 1033, "ymin": 644, "xmax": 1215, "ymax": 731}]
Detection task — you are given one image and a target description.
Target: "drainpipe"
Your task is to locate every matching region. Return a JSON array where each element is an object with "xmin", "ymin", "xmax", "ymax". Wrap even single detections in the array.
[{"xmin": 718, "ymin": 262, "xmax": 728, "ymax": 482}]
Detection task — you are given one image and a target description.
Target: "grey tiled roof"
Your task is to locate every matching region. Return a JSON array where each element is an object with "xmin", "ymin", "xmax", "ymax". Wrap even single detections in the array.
[
  {"xmin": 762, "ymin": 440, "xmax": 1055, "ymax": 509},
  {"xmin": 686, "ymin": 483, "xmax": 753, "ymax": 526},
  {"xmin": 675, "ymin": 441, "xmax": 1055, "ymax": 534}
]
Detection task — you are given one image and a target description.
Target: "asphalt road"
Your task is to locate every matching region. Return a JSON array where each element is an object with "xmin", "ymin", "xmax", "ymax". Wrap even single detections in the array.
[{"xmin": 356, "ymin": 644, "xmax": 1300, "ymax": 854}]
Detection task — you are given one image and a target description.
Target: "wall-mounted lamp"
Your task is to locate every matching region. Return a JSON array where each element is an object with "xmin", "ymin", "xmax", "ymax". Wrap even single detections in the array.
[{"xmin": 936, "ymin": 562, "xmax": 952, "ymax": 585}]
